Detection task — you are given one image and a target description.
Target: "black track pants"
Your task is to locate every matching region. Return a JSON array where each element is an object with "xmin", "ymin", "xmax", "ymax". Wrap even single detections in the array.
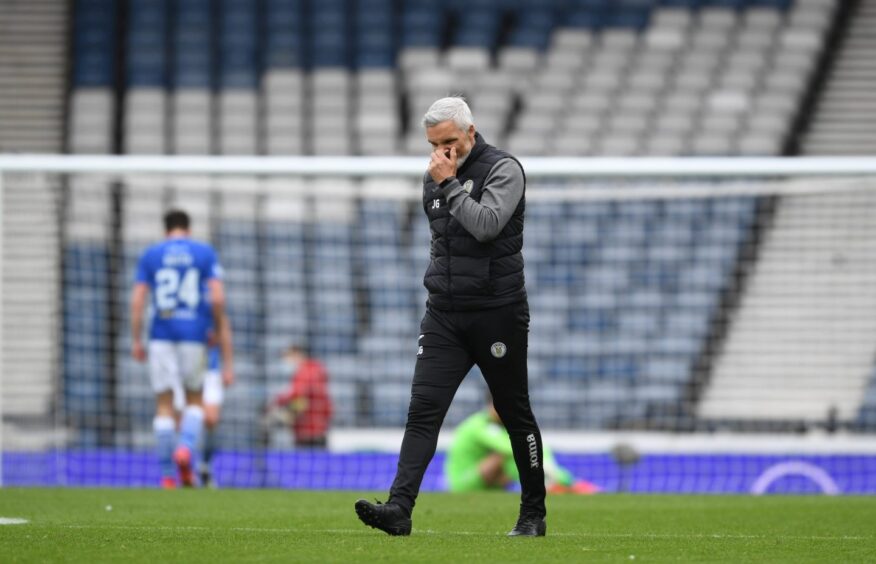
[{"xmin": 388, "ymin": 300, "xmax": 546, "ymax": 516}]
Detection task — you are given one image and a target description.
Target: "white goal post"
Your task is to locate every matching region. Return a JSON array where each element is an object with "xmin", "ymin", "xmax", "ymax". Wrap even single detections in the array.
[{"xmin": 2, "ymin": 154, "xmax": 876, "ymax": 177}]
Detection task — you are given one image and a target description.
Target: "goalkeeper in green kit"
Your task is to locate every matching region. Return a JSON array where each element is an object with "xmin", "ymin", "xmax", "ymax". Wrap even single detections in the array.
[{"xmin": 445, "ymin": 400, "xmax": 600, "ymax": 494}]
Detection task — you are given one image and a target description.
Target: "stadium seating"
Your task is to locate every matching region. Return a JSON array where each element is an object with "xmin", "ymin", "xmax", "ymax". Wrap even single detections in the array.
[
  {"xmin": 0, "ymin": 177, "xmax": 60, "ymax": 429},
  {"xmin": 57, "ymin": 0, "xmax": 876, "ymax": 441},
  {"xmin": 0, "ymin": 0, "xmax": 67, "ymax": 152},
  {"xmin": 67, "ymin": 0, "xmax": 835, "ymax": 156},
  {"xmin": 60, "ymin": 177, "xmax": 759, "ymax": 439},
  {"xmin": 70, "ymin": 0, "xmax": 116, "ymax": 154}
]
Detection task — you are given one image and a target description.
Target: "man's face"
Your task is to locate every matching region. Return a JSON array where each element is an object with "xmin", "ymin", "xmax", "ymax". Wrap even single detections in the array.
[{"xmin": 425, "ymin": 121, "xmax": 475, "ymax": 159}]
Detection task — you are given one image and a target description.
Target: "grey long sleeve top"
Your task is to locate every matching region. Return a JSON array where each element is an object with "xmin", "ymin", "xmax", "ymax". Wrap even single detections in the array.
[{"xmin": 437, "ymin": 158, "xmax": 525, "ymax": 243}]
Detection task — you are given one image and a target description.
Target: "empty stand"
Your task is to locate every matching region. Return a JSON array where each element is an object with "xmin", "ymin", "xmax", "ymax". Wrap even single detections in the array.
[
  {"xmin": 218, "ymin": 0, "xmax": 260, "ymax": 155},
  {"xmin": 70, "ymin": 0, "xmax": 117, "ymax": 154},
  {"xmin": 2, "ymin": 176, "xmax": 61, "ymax": 424},
  {"xmin": 67, "ymin": 0, "xmax": 837, "ymax": 157},
  {"xmin": 802, "ymin": 0, "xmax": 876, "ymax": 154},
  {"xmin": 124, "ymin": 0, "xmax": 169, "ymax": 154},
  {"xmin": 56, "ymin": 179, "xmax": 760, "ymax": 434},
  {"xmin": 0, "ymin": 1, "xmax": 68, "ymax": 434},
  {"xmin": 171, "ymin": 0, "xmax": 215, "ymax": 155},
  {"xmin": 54, "ymin": 0, "xmax": 876, "ymax": 438},
  {"xmin": 0, "ymin": 0, "xmax": 68, "ymax": 152},
  {"xmin": 700, "ymin": 186, "xmax": 876, "ymax": 423}
]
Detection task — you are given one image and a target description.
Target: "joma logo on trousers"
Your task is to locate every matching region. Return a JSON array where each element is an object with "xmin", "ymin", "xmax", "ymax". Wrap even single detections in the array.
[{"xmin": 526, "ymin": 433, "xmax": 539, "ymax": 468}]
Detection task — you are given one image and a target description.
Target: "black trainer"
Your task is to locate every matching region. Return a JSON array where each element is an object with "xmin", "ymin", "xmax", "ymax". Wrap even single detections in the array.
[
  {"xmin": 507, "ymin": 512, "xmax": 546, "ymax": 537},
  {"xmin": 354, "ymin": 499, "xmax": 412, "ymax": 536}
]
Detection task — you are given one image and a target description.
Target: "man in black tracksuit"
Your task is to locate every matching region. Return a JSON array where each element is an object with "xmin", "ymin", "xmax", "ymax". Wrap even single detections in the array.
[{"xmin": 355, "ymin": 97, "xmax": 547, "ymax": 537}]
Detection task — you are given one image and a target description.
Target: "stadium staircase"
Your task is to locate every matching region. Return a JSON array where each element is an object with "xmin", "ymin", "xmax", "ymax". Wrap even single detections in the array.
[
  {"xmin": 796, "ymin": 0, "xmax": 876, "ymax": 430},
  {"xmin": 0, "ymin": 0, "xmax": 67, "ymax": 445},
  {"xmin": 1, "ymin": 175, "xmax": 61, "ymax": 442},
  {"xmin": 699, "ymin": 186, "xmax": 876, "ymax": 426},
  {"xmin": 801, "ymin": 0, "xmax": 876, "ymax": 154},
  {"xmin": 0, "ymin": 0, "xmax": 68, "ymax": 152},
  {"xmin": 700, "ymin": 0, "xmax": 876, "ymax": 430}
]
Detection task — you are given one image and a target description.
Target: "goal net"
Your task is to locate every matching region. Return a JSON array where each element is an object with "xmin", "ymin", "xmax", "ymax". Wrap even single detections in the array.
[{"xmin": 1, "ymin": 156, "xmax": 875, "ymax": 494}]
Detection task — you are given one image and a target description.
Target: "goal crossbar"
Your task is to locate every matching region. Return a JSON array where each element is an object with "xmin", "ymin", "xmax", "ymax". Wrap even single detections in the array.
[{"xmin": 2, "ymin": 155, "xmax": 876, "ymax": 178}]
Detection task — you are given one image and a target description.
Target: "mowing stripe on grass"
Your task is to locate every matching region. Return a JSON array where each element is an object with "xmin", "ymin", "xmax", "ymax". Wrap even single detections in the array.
[{"xmin": 56, "ymin": 524, "xmax": 871, "ymax": 541}]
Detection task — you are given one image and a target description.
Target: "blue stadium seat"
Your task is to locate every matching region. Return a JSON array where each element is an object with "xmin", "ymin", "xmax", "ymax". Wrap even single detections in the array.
[
  {"xmin": 264, "ymin": 1, "xmax": 305, "ymax": 68},
  {"xmin": 453, "ymin": 10, "xmax": 501, "ymax": 47},
  {"xmin": 617, "ymin": 310, "xmax": 662, "ymax": 336},
  {"xmin": 642, "ymin": 357, "xmax": 693, "ymax": 383},
  {"xmin": 547, "ymin": 356, "xmax": 599, "ymax": 381},
  {"xmin": 356, "ymin": 2, "xmax": 395, "ymax": 66},
  {"xmin": 663, "ymin": 199, "xmax": 709, "ymax": 221},
  {"xmin": 401, "ymin": 7, "xmax": 444, "ymax": 47},
  {"xmin": 664, "ymin": 310, "xmax": 711, "ymax": 338},
  {"xmin": 218, "ymin": 1, "xmax": 259, "ymax": 87},
  {"xmin": 634, "ymin": 382, "xmax": 683, "ymax": 407},
  {"xmin": 371, "ymin": 383, "xmax": 411, "ymax": 426},
  {"xmin": 172, "ymin": 1, "xmax": 214, "ymax": 87},
  {"xmin": 536, "ymin": 264, "xmax": 578, "ymax": 288},
  {"xmin": 359, "ymin": 334, "xmax": 411, "ymax": 357},
  {"xmin": 700, "ymin": 0, "xmax": 744, "ymax": 7},
  {"xmin": 370, "ymin": 287, "xmax": 415, "ymax": 309},
  {"xmin": 568, "ymin": 307, "xmax": 617, "ymax": 333},
  {"xmin": 73, "ymin": 0, "xmax": 117, "ymax": 86},
  {"xmin": 748, "ymin": 0, "xmax": 792, "ymax": 8},
  {"xmin": 674, "ymin": 289, "xmax": 721, "ymax": 312},
  {"xmin": 586, "ymin": 265, "xmax": 632, "ymax": 291},
  {"xmin": 126, "ymin": 0, "xmax": 168, "ymax": 86},
  {"xmin": 552, "ymin": 240, "xmax": 594, "ymax": 264},
  {"xmin": 564, "ymin": 10, "xmax": 608, "ymax": 29},
  {"xmin": 658, "ymin": 0, "xmax": 700, "ymax": 6},
  {"xmin": 567, "ymin": 0, "xmax": 612, "ymax": 8},
  {"xmin": 653, "ymin": 334, "xmax": 703, "ymax": 357},
  {"xmin": 631, "ymin": 262, "xmax": 677, "ymax": 291},
  {"xmin": 679, "ymin": 263, "xmax": 727, "ymax": 291},
  {"xmin": 605, "ymin": 6, "xmax": 652, "ymax": 29}
]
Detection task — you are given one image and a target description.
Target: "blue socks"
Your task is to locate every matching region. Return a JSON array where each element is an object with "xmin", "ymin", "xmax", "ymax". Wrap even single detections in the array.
[
  {"xmin": 153, "ymin": 416, "xmax": 176, "ymax": 479},
  {"xmin": 179, "ymin": 405, "xmax": 205, "ymax": 453}
]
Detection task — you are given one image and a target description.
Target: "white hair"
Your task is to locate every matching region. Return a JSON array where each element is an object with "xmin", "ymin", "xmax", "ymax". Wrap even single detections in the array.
[{"xmin": 421, "ymin": 96, "xmax": 474, "ymax": 130}]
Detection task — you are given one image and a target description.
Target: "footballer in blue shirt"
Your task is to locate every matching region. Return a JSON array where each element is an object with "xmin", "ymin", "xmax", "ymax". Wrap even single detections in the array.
[{"xmin": 130, "ymin": 209, "xmax": 234, "ymax": 488}]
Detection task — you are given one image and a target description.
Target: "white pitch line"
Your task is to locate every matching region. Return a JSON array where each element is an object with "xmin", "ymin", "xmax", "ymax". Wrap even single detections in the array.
[
  {"xmin": 0, "ymin": 517, "xmax": 29, "ymax": 525},
  {"xmin": 55, "ymin": 524, "xmax": 872, "ymax": 542}
]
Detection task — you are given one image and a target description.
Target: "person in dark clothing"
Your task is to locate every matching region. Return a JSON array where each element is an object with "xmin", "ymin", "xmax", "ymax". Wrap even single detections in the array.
[{"xmin": 355, "ymin": 97, "xmax": 547, "ymax": 537}]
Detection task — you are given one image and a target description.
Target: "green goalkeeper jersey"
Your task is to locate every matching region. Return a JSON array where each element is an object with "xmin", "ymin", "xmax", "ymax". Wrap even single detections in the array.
[{"xmin": 444, "ymin": 410, "xmax": 573, "ymax": 492}]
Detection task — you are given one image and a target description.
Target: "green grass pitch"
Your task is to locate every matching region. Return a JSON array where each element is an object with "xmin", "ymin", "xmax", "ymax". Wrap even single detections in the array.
[{"xmin": 1, "ymin": 489, "xmax": 875, "ymax": 563}]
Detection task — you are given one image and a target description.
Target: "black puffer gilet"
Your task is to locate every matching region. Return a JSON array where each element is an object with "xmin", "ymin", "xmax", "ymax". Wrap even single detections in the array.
[{"xmin": 422, "ymin": 133, "xmax": 526, "ymax": 311}]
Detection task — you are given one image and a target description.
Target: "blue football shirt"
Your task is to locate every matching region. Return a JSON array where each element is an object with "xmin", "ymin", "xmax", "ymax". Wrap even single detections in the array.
[{"xmin": 135, "ymin": 237, "xmax": 223, "ymax": 343}]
